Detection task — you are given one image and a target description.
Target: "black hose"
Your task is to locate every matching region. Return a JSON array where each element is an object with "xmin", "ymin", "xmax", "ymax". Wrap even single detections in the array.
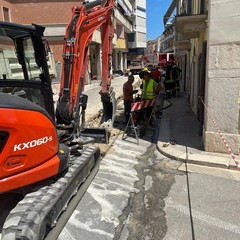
[{"xmin": 160, "ymin": 98, "xmax": 172, "ymax": 111}]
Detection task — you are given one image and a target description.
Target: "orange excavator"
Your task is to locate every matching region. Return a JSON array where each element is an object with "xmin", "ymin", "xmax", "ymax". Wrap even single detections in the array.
[{"xmin": 0, "ymin": 0, "xmax": 115, "ymax": 239}]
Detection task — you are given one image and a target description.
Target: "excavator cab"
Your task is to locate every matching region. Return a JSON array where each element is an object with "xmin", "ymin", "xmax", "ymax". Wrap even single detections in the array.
[
  {"xmin": 0, "ymin": 22, "xmax": 70, "ymax": 193},
  {"xmin": 0, "ymin": 22, "xmax": 55, "ymax": 120}
]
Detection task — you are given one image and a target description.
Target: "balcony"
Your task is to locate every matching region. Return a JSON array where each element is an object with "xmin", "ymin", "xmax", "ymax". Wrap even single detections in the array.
[
  {"xmin": 175, "ymin": 39, "xmax": 191, "ymax": 51},
  {"xmin": 164, "ymin": 0, "xmax": 208, "ymax": 40},
  {"xmin": 162, "ymin": 33, "xmax": 175, "ymax": 43},
  {"xmin": 175, "ymin": 13, "xmax": 207, "ymax": 40},
  {"xmin": 115, "ymin": 8, "xmax": 132, "ymax": 33}
]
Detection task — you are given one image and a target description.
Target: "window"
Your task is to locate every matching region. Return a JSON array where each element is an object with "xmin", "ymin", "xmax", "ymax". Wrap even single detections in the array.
[
  {"xmin": 128, "ymin": 32, "xmax": 135, "ymax": 42},
  {"xmin": 0, "ymin": 30, "xmax": 44, "ymax": 106},
  {"xmin": 136, "ymin": 6, "xmax": 146, "ymax": 13},
  {"xmin": 0, "ymin": 36, "xmax": 42, "ymax": 80},
  {"xmin": 3, "ymin": 7, "xmax": 10, "ymax": 22}
]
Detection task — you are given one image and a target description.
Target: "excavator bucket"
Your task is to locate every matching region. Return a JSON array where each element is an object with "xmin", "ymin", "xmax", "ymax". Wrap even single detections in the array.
[
  {"xmin": 81, "ymin": 127, "xmax": 110, "ymax": 144},
  {"xmin": 80, "ymin": 89, "xmax": 116, "ymax": 144},
  {"xmin": 100, "ymin": 87, "xmax": 117, "ymax": 129}
]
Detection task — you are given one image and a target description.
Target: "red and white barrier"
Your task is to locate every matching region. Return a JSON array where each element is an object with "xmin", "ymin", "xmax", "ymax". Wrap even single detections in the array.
[
  {"xmin": 131, "ymin": 99, "xmax": 156, "ymax": 112},
  {"xmin": 200, "ymin": 98, "xmax": 240, "ymax": 168}
]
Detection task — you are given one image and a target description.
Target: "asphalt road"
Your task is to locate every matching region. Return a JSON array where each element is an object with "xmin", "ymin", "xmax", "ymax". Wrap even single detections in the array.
[
  {"xmin": 1, "ymin": 76, "xmax": 240, "ymax": 240},
  {"xmin": 58, "ymin": 130, "xmax": 240, "ymax": 240},
  {"xmin": 57, "ymin": 75, "xmax": 240, "ymax": 240}
]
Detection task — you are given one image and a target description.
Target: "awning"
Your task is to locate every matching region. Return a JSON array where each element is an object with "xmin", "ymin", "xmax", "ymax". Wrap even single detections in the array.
[{"xmin": 164, "ymin": 0, "xmax": 177, "ymax": 25}]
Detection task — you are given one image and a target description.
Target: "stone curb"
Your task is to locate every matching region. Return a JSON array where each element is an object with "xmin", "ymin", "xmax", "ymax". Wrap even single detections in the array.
[{"xmin": 157, "ymin": 140, "xmax": 239, "ymax": 171}]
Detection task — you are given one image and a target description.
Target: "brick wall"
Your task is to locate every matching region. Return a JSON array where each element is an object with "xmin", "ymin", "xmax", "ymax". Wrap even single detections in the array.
[
  {"xmin": 0, "ymin": 0, "xmax": 83, "ymax": 64},
  {"xmin": 10, "ymin": 0, "xmax": 80, "ymax": 24},
  {"xmin": 50, "ymin": 40, "xmax": 64, "ymax": 63},
  {"xmin": 0, "ymin": 0, "xmax": 12, "ymax": 21}
]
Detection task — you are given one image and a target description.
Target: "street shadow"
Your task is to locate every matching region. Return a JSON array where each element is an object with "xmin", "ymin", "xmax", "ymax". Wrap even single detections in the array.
[
  {"xmin": 0, "ymin": 192, "xmax": 23, "ymax": 234},
  {"xmin": 158, "ymin": 94, "xmax": 204, "ymax": 151},
  {"xmin": 113, "ymin": 105, "xmax": 156, "ymax": 144},
  {"xmin": 184, "ymin": 147, "xmax": 196, "ymax": 240}
]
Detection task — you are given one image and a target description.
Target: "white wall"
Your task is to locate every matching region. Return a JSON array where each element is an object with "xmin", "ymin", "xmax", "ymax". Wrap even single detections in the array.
[{"xmin": 204, "ymin": 0, "xmax": 240, "ymax": 154}]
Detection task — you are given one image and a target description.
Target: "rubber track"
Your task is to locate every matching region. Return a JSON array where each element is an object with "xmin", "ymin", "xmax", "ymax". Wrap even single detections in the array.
[{"xmin": 1, "ymin": 146, "xmax": 100, "ymax": 240}]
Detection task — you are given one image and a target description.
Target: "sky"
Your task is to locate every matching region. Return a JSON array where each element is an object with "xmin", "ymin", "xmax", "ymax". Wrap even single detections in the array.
[{"xmin": 146, "ymin": 0, "xmax": 173, "ymax": 40}]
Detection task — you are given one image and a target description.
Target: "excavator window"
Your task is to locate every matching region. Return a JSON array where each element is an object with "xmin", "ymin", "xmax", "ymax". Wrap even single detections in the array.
[
  {"xmin": 0, "ymin": 25, "xmax": 49, "ymax": 109},
  {"xmin": 0, "ymin": 34, "xmax": 43, "ymax": 81}
]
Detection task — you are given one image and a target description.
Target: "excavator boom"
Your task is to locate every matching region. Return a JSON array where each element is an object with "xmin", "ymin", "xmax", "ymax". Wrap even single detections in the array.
[{"xmin": 56, "ymin": 0, "xmax": 116, "ymax": 133}]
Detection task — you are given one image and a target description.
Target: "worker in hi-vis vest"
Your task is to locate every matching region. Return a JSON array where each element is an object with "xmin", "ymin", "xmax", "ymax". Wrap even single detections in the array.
[{"xmin": 139, "ymin": 70, "xmax": 158, "ymax": 126}]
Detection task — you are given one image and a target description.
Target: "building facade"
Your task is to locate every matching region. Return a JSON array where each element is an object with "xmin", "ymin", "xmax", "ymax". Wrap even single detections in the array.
[
  {"xmin": 112, "ymin": 0, "xmax": 133, "ymax": 73},
  {"xmin": 164, "ymin": 0, "xmax": 240, "ymax": 155},
  {"xmin": 0, "ymin": 0, "xmax": 133, "ymax": 82},
  {"xmin": 160, "ymin": 22, "xmax": 175, "ymax": 54},
  {"xmin": 127, "ymin": 0, "xmax": 147, "ymax": 65}
]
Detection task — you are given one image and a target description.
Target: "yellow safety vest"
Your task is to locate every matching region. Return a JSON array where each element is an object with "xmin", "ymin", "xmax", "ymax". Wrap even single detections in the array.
[{"xmin": 142, "ymin": 79, "xmax": 156, "ymax": 99}]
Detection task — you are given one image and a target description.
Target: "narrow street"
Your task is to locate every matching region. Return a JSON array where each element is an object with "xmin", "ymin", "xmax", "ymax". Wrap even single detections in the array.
[
  {"xmin": 0, "ymin": 0, "xmax": 239, "ymax": 239},
  {"xmin": 57, "ymin": 76, "xmax": 240, "ymax": 240},
  {"xmin": 58, "ymin": 129, "xmax": 240, "ymax": 240},
  {"xmin": 1, "ymin": 76, "xmax": 240, "ymax": 240}
]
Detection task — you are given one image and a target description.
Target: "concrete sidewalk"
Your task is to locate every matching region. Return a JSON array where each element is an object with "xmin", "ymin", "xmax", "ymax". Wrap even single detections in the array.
[
  {"xmin": 157, "ymin": 93, "xmax": 239, "ymax": 171},
  {"xmin": 52, "ymin": 76, "xmax": 240, "ymax": 173}
]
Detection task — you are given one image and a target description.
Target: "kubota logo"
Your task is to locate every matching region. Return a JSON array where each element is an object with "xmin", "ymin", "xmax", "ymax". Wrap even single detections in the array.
[{"xmin": 14, "ymin": 136, "xmax": 53, "ymax": 152}]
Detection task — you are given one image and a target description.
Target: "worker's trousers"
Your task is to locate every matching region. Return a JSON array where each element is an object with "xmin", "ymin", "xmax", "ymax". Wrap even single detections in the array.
[{"xmin": 151, "ymin": 111, "xmax": 162, "ymax": 143}]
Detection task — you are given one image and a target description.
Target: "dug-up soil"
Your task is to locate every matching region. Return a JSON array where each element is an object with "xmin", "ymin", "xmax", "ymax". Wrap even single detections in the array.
[{"xmin": 85, "ymin": 99, "xmax": 126, "ymax": 157}]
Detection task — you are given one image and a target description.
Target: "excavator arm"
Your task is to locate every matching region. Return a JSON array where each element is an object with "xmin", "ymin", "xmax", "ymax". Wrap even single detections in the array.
[{"xmin": 56, "ymin": 0, "xmax": 116, "ymax": 140}]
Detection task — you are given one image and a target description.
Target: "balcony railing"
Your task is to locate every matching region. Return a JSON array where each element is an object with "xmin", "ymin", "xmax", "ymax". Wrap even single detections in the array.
[
  {"xmin": 175, "ymin": 0, "xmax": 208, "ymax": 40},
  {"xmin": 177, "ymin": 0, "xmax": 206, "ymax": 16}
]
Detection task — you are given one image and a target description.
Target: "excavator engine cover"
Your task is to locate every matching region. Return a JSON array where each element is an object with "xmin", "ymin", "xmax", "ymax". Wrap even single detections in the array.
[{"xmin": 0, "ymin": 93, "xmax": 69, "ymax": 193}]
